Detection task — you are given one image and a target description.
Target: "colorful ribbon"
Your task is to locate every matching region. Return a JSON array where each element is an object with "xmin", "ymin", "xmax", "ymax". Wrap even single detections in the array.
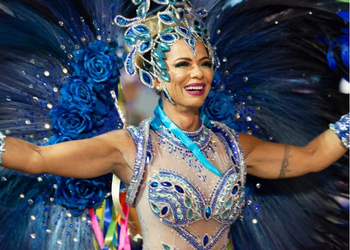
[{"xmin": 150, "ymin": 99, "xmax": 222, "ymax": 177}]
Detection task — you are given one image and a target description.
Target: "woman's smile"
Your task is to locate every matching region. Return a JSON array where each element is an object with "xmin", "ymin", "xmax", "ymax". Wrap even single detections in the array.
[{"xmin": 184, "ymin": 82, "xmax": 206, "ymax": 95}]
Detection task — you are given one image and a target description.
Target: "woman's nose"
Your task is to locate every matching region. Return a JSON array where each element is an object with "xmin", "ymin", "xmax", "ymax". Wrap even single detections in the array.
[{"xmin": 190, "ymin": 64, "xmax": 204, "ymax": 80}]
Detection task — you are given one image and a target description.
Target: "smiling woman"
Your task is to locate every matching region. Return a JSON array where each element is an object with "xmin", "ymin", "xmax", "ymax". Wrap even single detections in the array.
[
  {"xmin": 156, "ymin": 39, "xmax": 214, "ymax": 127},
  {"xmin": 0, "ymin": 0, "xmax": 348, "ymax": 250}
]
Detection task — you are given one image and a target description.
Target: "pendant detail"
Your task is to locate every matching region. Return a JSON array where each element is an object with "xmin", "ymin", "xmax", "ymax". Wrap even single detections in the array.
[{"xmin": 204, "ymin": 206, "xmax": 211, "ymax": 220}]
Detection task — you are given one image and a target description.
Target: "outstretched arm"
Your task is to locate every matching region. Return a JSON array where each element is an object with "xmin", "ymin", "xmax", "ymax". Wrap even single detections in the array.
[
  {"xmin": 240, "ymin": 129, "xmax": 347, "ymax": 179},
  {"xmin": 1, "ymin": 129, "xmax": 136, "ymax": 184}
]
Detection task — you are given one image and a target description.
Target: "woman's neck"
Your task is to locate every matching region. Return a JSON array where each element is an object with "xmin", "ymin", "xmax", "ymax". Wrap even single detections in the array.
[{"xmin": 162, "ymin": 97, "xmax": 200, "ymax": 131}]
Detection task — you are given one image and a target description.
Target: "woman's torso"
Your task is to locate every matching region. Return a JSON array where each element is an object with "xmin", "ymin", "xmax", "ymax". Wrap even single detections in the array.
[{"xmin": 126, "ymin": 119, "xmax": 246, "ymax": 249}]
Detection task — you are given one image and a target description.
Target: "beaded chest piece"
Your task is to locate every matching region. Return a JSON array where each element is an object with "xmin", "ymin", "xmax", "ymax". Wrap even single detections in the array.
[{"xmin": 127, "ymin": 119, "xmax": 246, "ymax": 249}]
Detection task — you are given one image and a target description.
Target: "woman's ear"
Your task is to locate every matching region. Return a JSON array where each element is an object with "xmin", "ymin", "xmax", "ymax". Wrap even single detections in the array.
[{"xmin": 154, "ymin": 78, "xmax": 162, "ymax": 91}]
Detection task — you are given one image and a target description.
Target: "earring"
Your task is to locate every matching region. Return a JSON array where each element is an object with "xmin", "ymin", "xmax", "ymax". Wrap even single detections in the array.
[
  {"xmin": 156, "ymin": 85, "xmax": 160, "ymax": 90},
  {"xmin": 161, "ymin": 82, "xmax": 175, "ymax": 105}
]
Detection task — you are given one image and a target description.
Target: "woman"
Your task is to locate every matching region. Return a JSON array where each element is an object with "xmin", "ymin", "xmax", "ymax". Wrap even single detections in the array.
[
  {"xmin": 1, "ymin": 11, "xmax": 349, "ymax": 250},
  {"xmin": 0, "ymin": 0, "xmax": 348, "ymax": 249}
]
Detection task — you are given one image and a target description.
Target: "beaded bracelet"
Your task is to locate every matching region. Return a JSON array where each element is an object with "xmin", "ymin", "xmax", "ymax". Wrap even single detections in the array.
[
  {"xmin": 0, "ymin": 131, "xmax": 6, "ymax": 164},
  {"xmin": 329, "ymin": 113, "xmax": 350, "ymax": 149}
]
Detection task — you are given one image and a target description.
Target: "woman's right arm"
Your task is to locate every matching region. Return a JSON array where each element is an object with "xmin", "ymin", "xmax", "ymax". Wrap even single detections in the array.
[{"xmin": 1, "ymin": 129, "xmax": 136, "ymax": 185}]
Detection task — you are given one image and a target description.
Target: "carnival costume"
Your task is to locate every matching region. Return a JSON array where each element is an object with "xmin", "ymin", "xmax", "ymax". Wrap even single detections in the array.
[{"xmin": 0, "ymin": 0, "xmax": 348, "ymax": 249}]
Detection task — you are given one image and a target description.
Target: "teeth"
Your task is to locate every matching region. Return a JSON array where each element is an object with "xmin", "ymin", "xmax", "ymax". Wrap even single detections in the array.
[{"xmin": 185, "ymin": 86, "xmax": 204, "ymax": 91}]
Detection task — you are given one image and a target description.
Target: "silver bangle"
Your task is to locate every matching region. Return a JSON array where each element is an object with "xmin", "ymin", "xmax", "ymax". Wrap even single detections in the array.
[
  {"xmin": 329, "ymin": 113, "xmax": 350, "ymax": 149},
  {"xmin": 0, "ymin": 131, "xmax": 6, "ymax": 164}
]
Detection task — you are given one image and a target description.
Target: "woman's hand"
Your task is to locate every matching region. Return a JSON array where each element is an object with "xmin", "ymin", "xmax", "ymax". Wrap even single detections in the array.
[
  {"xmin": 2, "ymin": 129, "xmax": 136, "ymax": 184},
  {"xmin": 239, "ymin": 129, "xmax": 348, "ymax": 179}
]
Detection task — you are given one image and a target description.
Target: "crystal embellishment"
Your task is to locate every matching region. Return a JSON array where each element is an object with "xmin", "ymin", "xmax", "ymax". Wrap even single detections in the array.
[
  {"xmin": 175, "ymin": 185, "xmax": 184, "ymax": 194},
  {"xmin": 204, "ymin": 206, "xmax": 211, "ymax": 220},
  {"xmin": 158, "ymin": 12, "xmax": 174, "ymax": 24},
  {"xmin": 139, "ymin": 69, "xmax": 154, "ymax": 88},
  {"xmin": 203, "ymin": 234, "xmax": 209, "ymax": 246}
]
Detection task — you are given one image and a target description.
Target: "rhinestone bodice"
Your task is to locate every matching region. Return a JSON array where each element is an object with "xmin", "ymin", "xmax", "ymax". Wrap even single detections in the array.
[{"xmin": 126, "ymin": 119, "xmax": 246, "ymax": 250}]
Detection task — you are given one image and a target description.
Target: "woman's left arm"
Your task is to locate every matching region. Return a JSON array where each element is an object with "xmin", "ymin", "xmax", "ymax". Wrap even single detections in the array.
[{"xmin": 240, "ymin": 129, "xmax": 348, "ymax": 179}]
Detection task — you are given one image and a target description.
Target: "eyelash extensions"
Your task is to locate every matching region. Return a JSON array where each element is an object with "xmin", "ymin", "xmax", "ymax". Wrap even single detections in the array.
[{"xmin": 174, "ymin": 61, "xmax": 213, "ymax": 69}]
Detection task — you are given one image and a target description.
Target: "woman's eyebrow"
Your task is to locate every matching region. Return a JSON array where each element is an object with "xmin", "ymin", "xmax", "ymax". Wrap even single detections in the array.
[
  {"xmin": 173, "ymin": 56, "xmax": 210, "ymax": 63},
  {"xmin": 173, "ymin": 57, "xmax": 191, "ymax": 63},
  {"xmin": 199, "ymin": 56, "xmax": 210, "ymax": 61}
]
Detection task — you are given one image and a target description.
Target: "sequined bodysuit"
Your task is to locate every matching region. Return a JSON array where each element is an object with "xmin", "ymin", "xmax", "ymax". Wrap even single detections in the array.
[{"xmin": 126, "ymin": 119, "xmax": 246, "ymax": 250}]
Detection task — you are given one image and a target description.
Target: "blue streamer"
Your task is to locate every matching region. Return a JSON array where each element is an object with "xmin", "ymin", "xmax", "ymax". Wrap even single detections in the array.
[
  {"xmin": 150, "ymin": 99, "xmax": 222, "ymax": 177},
  {"xmin": 103, "ymin": 197, "xmax": 112, "ymax": 236}
]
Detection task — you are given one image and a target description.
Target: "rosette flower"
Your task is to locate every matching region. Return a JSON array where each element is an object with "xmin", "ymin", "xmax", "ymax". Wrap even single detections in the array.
[
  {"xmin": 54, "ymin": 177, "xmax": 107, "ymax": 216},
  {"xmin": 50, "ymin": 105, "xmax": 93, "ymax": 139},
  {"xmin": 72, "ymin": 41, "xmax": 121, "ymax": 92},
  {"xmin": 202, "ymin": 88, "xmax": 237, "ymax": 127},
  {"xmin": 60, "ymin": 76, "xmax": 96, "ymax": 112}
]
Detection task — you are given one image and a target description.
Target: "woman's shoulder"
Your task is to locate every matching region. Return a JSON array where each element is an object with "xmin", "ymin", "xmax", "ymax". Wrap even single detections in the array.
[{"xmin": 126, "ymin": 118, "xmax": 153, "ymax": 144}]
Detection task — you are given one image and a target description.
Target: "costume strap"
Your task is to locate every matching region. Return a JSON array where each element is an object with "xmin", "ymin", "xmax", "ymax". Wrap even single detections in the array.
[{"xmin": 150, "ymin": 99, "xmax": 222, "ymax": 177}]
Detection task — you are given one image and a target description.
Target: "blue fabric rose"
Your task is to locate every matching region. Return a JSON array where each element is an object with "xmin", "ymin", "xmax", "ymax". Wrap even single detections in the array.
[
  {"xmin": 54, "ymin": 177, "xmax": 107, "ymax": 216},
  {"xmin": 50, "ymin": 106, "xmax": 93, "ymax": 139},
  {"xmin": 47, "ymin": 41, "xmax": 123, "ymax": 215},
  {"xmin": 60, "ymin": 76, "xmax": 96, "ymax": 112},
  {"xmin": 72, "ymin": 41, "xmax": 121, "ymax": 87},
  {"xmin": 202, "ymin": 88, "xmax": 237, "ymax": 127}
]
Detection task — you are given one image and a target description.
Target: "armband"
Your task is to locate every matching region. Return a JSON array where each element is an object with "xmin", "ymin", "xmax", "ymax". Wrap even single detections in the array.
[
  {"xmin": 329, "ymin": 114, "xmax": 350, "ymax": 149},
  {"xmin": 0, "ymin": 131, "xmax": 6, "ymax": 164}
]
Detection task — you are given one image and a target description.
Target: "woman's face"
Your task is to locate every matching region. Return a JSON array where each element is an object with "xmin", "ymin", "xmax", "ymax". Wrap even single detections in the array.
[{"xmin": 160, "ymin": 39, "xmax": 214, "ymax": 110}]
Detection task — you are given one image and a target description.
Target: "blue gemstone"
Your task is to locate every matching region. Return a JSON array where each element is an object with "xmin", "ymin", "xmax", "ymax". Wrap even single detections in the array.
[
  {"xmin": 205, "ymin": 206, "xmax": 211, "ymax": 219},
  {"xmin": 134, "ymin": 25, "xmax": 149, "ymax": 34},
  {"xmin": 140, "ymin": 41, "xmax": 151, "ymax": 52},
  {"xmin": 175, "ymin": 185, "xmax": 184, "ymax": 193},
  {"xmin": 124, "ymin": 35, "xmax": 136, "ymax": 45},
  {"xmin": 150, "ymin": 182, "xmax": 158, "ymax": 187},
  {"xmin": 116, "ymin": 17, "xmax": 127, "ymax": 25},
  {"xmin": 156, "ymin": 59, "xmax": 167, "ymax": 70},
  {"xmin": 161, "ymin": 182, "xmax": 172, "ymax": 187},
  {"xmin": 137, "ymin": 3, "xmax": 146, "ymax": 17},
  {"xmin": 159, "ymin": 42, "xmax": 170, "ymax": 51},
  {"xmin": 196, "ymin": 8, "xmax": 208, "ymax": 16},
  {"xmin": 162, "ymin": 89, "xmax": 172, "ymax": 102},
  {"xmin": 160, "ymin": 71, "xmax": 170, "ymax": 82},
  {"xmin": 161, "ymin": 206, "xmax": 169, "ymax": 215},
  {"xmin": 159, "ymin": 13, "xmax": 173, "ymax": 23},
  {"xmin": 137, "ymin": 33, "xmax": 151, "ymax": 41},
  {"xmin": 232, "ymin": 186, "xmax": 238, "ymax": 195},
  {"xmin": 203, "ymin": 235, "xmax": 209, "ymax": 246},
  {"xmin": 161, "ymin": 34, "xmax": 175, "ymax": 42},
  {"xmin": 153, "ymin": 48, "xmax": 165, "ymax": 59},
  {"xmin": 189, "ymin": 39, "xmax": 195, "ymax": 46},
  {"xmin": 177, "ymin": 26, "xmax": 189, "ymax": 36},
  {"xmin": 146, "ymin": 151, "xmax": 152, "ymax": 163}
]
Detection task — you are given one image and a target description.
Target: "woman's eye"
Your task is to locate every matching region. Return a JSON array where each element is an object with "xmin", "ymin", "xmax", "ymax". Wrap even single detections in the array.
[
  {"xmin": 174, "ymin": 61, "xmax": 190, "ymax": 68},
  {"xmin": 200, "ymin": 61, "xmax": 213, "ymax": 68}
]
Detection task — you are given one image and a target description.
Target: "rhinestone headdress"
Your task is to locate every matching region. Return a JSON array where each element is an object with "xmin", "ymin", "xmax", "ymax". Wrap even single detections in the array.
[{"xmin": 115, "ymin": 0, "xmax": 219, "ymax": 104}]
